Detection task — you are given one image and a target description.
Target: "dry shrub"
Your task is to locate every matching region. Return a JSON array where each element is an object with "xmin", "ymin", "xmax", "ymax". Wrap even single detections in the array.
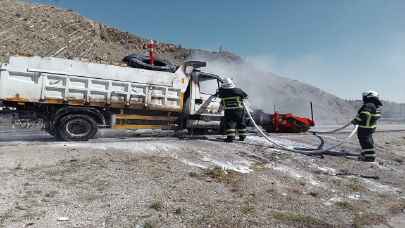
[
  {"xmin": 205, "ymin": 166, "xmax": 242, "ymax": 185},
  {"xmin": 272, "ymin": 211, "xmax": 334, "ymax": 227},
  {"xmin": 386, "ymin": 199, "xmax": 405, "ymax": 214},
  {"xmin": 335, "ymin": 201, "xmax": 354, "ymax": 210},
  {"xmin": 353, "ymin": 212, "xmax": 387, "ymax": 227}
]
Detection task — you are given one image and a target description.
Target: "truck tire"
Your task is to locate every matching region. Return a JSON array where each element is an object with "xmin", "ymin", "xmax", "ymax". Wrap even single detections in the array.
[
  {"xmin": 57, "ymin": 114, "xmax": 98, "ymax": 141},
  {"xmin": 122, "ymin": 54, "xmax": 177, "ymax": 72},
  {"xmin": 46, "ymin": 128, "xmax": 61, "ymax": 140},
  {"xmin": 44, "ymin": 121, "xmax": 61, "ymax": 140},
  {"xmin": 187, "ymin": 128, "xmax": 208, "ymax": 135}
]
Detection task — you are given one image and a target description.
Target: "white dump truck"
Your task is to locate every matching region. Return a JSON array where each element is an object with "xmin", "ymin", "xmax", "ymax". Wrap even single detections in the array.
[{"xmin": 0, "ymin": 56, "xmax": 224, "ymax": 140}]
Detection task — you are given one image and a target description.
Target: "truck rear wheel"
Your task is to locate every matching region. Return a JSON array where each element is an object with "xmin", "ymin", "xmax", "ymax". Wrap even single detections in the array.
[
  {"xmin": 58, "ymin": 114, "xmax": 97, "ymax": 141},
  {"xmin": 46, "ymin": 128, "xmax": 61, "ymax": 140},
  {"xmin": 44, "ymin": 121, "xmax": 61, "ymax": 140}
]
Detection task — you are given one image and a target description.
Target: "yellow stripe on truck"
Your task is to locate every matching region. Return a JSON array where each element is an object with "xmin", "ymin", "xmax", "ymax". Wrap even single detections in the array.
[
  {"xmin": 112, "ymin": 124, "xmax": 162, "ymax": 129},
  {"xmin": 112, "ymin": 124, "xmax": 172, "ymax": 129},
  {"xmin": 115, "ymin": 114, "xmax": 178, "ymax": 121}
]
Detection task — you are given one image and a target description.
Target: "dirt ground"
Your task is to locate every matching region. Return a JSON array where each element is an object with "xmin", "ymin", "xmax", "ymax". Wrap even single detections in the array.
[{"xmin": 0, "ymin": 126, "xmax": 404, "ymax": 228}]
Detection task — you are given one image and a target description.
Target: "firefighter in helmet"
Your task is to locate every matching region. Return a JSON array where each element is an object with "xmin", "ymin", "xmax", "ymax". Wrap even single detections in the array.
[
  {"xmin": 351, "ymin": 90, "xmax": 383, "ymax": 162},
  {"xmin": 217, "ymin": 78, "xmax": 248, "ymax": 142}
]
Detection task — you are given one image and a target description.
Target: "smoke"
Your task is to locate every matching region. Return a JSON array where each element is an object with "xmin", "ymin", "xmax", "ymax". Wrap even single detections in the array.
[
  {"xmin": 208, "ymin": 60, "xmax": 276, "ymax": 111},
  {"xmin": 189, "ymin": 52, "xmax": 356, "ymax": 124}
]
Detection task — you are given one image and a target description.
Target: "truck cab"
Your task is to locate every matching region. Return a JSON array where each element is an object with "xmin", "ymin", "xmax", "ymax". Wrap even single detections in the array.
[{"xmin": 184, "ymin": 65, "xmax": 223, "ymax": 131}]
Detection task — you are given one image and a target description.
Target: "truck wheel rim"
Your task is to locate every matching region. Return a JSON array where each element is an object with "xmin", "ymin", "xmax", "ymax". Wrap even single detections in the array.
[{"xmin": 66, "ymin": 119, "xmax": 91, "ymax": 137}]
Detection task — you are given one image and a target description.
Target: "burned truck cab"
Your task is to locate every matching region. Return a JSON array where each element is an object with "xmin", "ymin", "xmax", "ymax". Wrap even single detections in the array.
[{"xmin": 182, "ymin": 61, "xmax": 224, "ymax": 132}]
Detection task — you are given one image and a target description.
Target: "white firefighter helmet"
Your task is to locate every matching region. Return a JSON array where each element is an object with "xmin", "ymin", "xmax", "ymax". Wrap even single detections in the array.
[
  {"xmin": 362, "ymin": 90, "xmax": 379, "ymax": 99},
  {"xmin": 221, "ymin": 77, "xmax": 235, "ymax": 89}
]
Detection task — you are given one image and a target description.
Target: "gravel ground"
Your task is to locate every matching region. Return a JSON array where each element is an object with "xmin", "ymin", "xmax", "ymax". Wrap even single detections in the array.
[{"xmin": 0, "ymin": 126, "xmax": 404, "ymax": 228}]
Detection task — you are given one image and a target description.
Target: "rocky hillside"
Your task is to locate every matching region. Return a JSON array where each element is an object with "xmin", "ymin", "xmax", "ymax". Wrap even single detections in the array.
[
  {"xmin": 0, "ymin": 0, "xmax": 360, "ymax": 123},
  {"xmin": 0, "ymin": 0, "xmax": 187, "ymax": 64},
  {"xmin": 0, "ymin": 0, "xmax": 242, "ymax": 65}
]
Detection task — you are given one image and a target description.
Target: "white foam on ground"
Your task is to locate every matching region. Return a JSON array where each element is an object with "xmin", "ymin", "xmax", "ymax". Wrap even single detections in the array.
[
  {"xmin": 323, "ymin": 196, "xmax": 344, "ymax": 206},
  {"xmin": 201, "ymin": 156, "xmax": 253, "ymax": 173},
  {"xmin": 53, "ymin": 141, "xmax": 180, "ymax": 154},
  {"xmin": 361, "ymin": 179, "xmax": 400, "ymax": 194},
  {"xmin": 178, "ymin": 159, "xmax": 208, "ymax": 169},
  {"xmin": 324, "ymin": 193, "xmax": 364, "ymax": 206},
  {"xmin": 269, "ymin": 164, "xmax": 325, "ymax": 187},
  {"xmin": 309, "ymin": 163, "xmax": 337, "ymax": 175},
  {"xmin": 348, "ymin": 193, "xmax": 361, "ymax": 200},
  {"xmin": 245, "ymin": 135, "xmax": 309, "ymax": 148},
  {"xmin": 52, "ymin": 140, "xmax": 255, "ymax": 174}
]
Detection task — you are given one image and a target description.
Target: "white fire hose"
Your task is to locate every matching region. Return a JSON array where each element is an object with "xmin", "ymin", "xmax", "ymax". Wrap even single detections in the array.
[
  {"xmin": 309, "ymin": 122, "xmax": 353, "ymax": 134},
  {"xmin": 243, "ymin": 101, "xmax": 359, "ymax": 155}
]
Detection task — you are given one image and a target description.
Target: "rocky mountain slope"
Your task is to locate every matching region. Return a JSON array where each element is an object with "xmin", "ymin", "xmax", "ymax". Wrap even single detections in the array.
[
  {"xmin": 0, "ymin": 0, "xmax": 366, "ymax": 123},
  {"xmin": 0, "ymin": 0, "xmax": 187, "ymax": 64},
  {"xmin": 0, "ymin": 0, "xmax": 241, "ymax": 65}
]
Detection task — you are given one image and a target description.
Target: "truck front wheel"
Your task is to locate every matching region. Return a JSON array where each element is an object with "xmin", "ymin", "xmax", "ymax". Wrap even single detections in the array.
[
  {"xmin": 46, "ymin": 128, "xmax": 61, "ymax": 140},
  {"xmin": 58, "ymin": 114, "xmax": 98, "ymax": 141}
]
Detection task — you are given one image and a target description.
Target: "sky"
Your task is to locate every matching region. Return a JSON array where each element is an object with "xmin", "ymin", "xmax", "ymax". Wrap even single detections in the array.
[{"xmin": 33, "ymin": 0, "xmax": 405, "ymax": 102}]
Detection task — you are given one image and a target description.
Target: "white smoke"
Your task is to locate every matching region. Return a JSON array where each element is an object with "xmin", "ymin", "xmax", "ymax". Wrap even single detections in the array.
[{"xmin": 189, "ymin": 52, "xmax": 356, "ymax": 124}]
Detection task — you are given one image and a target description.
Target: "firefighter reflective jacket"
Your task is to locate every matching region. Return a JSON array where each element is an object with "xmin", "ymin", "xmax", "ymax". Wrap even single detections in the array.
[
  {"xmin": 218, "ymin": 88, "xmax": 248, "ymax": 110},
  {"xmin": 352, "ymin": 102, "xmax": 381, "ymax": 130}
]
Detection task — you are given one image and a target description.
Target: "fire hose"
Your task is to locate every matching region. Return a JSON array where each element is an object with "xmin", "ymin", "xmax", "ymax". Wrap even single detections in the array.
[
  {"xmin": 243, "ymin": 101, "xmax": 359, "ymax": 156},
  {"xmin": 308, "ymin": 122, "xmax": 353, "ymax": 134}
]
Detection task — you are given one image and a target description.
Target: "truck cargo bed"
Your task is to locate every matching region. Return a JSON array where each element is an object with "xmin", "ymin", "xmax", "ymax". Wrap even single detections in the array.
[{"xmin": 0, "ymin": 56, "xmax": 188, "ymax": 111}]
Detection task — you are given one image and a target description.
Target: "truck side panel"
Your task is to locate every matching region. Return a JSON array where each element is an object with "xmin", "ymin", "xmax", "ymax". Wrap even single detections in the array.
[
  {"xmin": 8, "ymin": 56, "xmax": 177, "ymax": 86},
  {"xmin": 40, "ymin": 73, "xmax": 183, "ymax": 111},
  {"xmin": 0, "ymin": 57, "xmax": 188, "ymax": 112},
  {"xmin": 0, "ymin": 69, "xmax": 42, "ymax": 101}
]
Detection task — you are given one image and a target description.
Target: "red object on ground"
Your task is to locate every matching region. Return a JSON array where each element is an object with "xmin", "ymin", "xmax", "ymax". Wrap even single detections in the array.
[
  {"xmin": 272, "ymin": 112, "xmax": 315, "ymax": 133},
  {"xmin": 147, "ymin": 40, "xmax": 156, "ymax": 65}
]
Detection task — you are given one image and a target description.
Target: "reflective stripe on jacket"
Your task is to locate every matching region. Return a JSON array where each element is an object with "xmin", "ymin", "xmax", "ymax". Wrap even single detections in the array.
[
  {"xmin": 352, "ymin": 102, "xmax": 381, "ymax": 129},
  {"xmin": 222, "ymin": 96, "xmax": 243, "ymax": 110},
  {"xmin": 217, "ymin": 87, "xmax": 248, "ymax": 110}
]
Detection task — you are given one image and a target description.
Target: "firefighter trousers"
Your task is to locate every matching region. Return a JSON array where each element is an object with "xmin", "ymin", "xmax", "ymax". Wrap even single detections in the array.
[
  {"xmin": 224, "ymin": 109, "xmax": 247, "ymax": 141},
  {"xmin": 357, "ymin": 129, "xmax": 375, "ymax": 161}
]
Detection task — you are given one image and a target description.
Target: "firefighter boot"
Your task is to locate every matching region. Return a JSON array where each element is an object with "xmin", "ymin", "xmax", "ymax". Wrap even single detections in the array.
[
  {"xmin": 225, "ymin": 136, "xmax": 235, "ymax": 142},
  {"xmin": 238, "ymin": 128, "xmax": 247, "ymax": 141},
  {"xmin": 358, "ymin": 155, "xmax": 375, "ymax": 162},
  {"xmin": 225, "ymin": 128, "xmax": 236, "ymax": 143},
  {"xmin": 358, "ymin": 150, "xmax": 376, "ymax": 162},
  {"xmin": 238, "ymin": 135, "xmax": 246, "ymax": 141}
]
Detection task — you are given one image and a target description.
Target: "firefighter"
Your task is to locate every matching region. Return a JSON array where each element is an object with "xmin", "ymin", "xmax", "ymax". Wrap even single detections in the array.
[
  {"xmin": 217, "ymin": 78, "xmax": 248, "ymax": 142},
  {"xmin": 351, "ymin": 90, "xmax": 383, "ymax": 162}
]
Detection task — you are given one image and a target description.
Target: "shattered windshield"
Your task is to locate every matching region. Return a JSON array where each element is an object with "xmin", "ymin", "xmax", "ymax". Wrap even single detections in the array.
[{"xmin": 199, "ymin": 76, "xmax": 218, "ymax": 95}]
